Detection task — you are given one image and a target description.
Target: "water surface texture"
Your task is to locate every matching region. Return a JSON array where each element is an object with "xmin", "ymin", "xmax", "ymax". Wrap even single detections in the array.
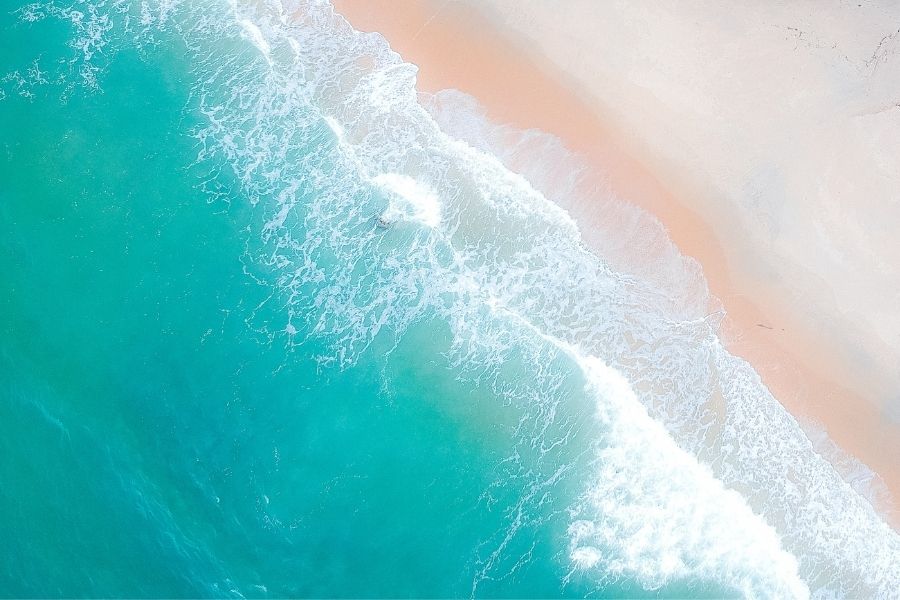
[{"xmin": 1, "ymin": 1, "xmax": 898, "ymax": 598}]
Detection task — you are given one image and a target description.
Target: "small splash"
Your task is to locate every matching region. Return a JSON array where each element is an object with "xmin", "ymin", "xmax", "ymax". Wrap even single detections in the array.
[
  {"xmin": 372, "ymin": 172, "xmax": 441, "ymax": 228},
  {"xmin": 324, "ymin": 115, "xmax": 345, "ymax": 142},
  {"xmin": 237, "ymin": 18, "xmax": 271, "ymax": 63}
]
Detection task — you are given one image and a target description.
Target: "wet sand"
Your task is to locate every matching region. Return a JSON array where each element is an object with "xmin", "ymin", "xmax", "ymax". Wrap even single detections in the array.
[{"xmin": 331, "ymin": 0, "xmax": 900, "ymax": 527}]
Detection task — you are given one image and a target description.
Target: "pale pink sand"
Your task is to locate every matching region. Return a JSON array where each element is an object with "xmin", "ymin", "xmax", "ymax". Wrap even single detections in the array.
[{"xmin": 331, "ymin": 0, "xmax": 899, "ymax": 527}]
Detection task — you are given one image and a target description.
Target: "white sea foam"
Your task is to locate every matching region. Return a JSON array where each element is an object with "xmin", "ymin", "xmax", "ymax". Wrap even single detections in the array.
[
  {"xmin": 488, "ymin": 303, "xmax": 808, "ymax": 597},
  {"xmin": 424, "ymin": 89, "xmax": 715, "ymax": 323},
  {"xmin": 237, "ymin": 18, "xmax": 272, "ymax": 62},
  {"xmin": 13, "ymin": 0, "xmax": 899, "ymax": 596},
  {"xmin": 372, "ymin": 173, "xmax": 442, "ymax": 228},
  {"xmin": 567, "ymin": 355, "xmax": 809, "ymax": 597}
]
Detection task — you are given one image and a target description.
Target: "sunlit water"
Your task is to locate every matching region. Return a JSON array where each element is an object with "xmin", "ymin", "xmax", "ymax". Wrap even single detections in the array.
[{"xmin": 1, "ymin": 1, "xmax": 898, "ymax": 597}]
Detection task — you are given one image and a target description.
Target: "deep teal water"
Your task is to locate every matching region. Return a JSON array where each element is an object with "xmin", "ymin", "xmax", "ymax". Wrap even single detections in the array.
[{"xmin": 0, "ymin": 7, "xmax": 611, "ymax": 597}]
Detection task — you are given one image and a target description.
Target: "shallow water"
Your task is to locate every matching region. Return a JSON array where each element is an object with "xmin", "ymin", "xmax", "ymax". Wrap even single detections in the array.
[{"xmin": 0, "ymin": 1, "xmax": 897, "ymax": 597}]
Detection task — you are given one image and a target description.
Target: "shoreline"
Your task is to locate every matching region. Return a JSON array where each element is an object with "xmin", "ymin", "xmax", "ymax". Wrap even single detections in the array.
[{"xmin": 330, "ymin": 0, "xmax": 899, "ymax": 527}]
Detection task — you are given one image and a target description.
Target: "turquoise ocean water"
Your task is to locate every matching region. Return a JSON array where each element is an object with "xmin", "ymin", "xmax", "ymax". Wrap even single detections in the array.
[{"xmin": 1, "ymin": 1, "xmax": 898, "ymax": 597}]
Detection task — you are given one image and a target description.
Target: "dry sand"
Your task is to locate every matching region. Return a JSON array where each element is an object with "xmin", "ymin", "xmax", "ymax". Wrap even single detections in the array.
[{"xmin": 331, "ymin": 0, "xmax": 900, "ymax": 527}]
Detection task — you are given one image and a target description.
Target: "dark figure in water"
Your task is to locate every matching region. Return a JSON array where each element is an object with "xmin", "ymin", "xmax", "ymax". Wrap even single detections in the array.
[{"xmin": 375, "ymin": 212, "xmax": 396, "ymax": 229}]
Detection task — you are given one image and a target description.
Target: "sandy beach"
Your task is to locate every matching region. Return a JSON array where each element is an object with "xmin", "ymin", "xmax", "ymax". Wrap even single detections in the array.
[{"xmin": 332, "ymin": 0, "xmax": 900, "ymax": 527}]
